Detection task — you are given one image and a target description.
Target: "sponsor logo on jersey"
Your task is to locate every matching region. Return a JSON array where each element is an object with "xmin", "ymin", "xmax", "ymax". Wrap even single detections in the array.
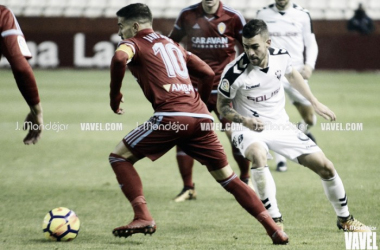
[
  {"xmin": 275, "ymin": 70, "xmax": 282, "ymax": 80},
  {"xmin": 247, "ymin": 87, "xmax": 280, "ymax": 102},
  {"xmin": 163, "ymin": 83, "xmax": 194, "ymax": 94},
  {"xmin": 191, "ymin": 36, "xmax": 228, "ymax": 49},
  {"xmin": 219, "ymin": 79, "xmax": 230, "ymax": 93},
  {"xmin": 217, "ymin": 22, "xmax": 226, "ymax": 35},
  {"xmin": 192, "ymin": 23, "xmax": 200, "ymax": 29},
  {"xmin": 246, "ymin": 83, "xmax": 260, "ymax": 89}
]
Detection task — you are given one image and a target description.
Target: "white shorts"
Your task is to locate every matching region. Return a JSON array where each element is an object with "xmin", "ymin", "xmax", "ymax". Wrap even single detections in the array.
[
  {"xmin": 283, "ymin": 79, "xmax": 311, "ymax": 106},
  {"xmin": 231, "ymin": 122, "xmax": 321, "ymax": 164}
]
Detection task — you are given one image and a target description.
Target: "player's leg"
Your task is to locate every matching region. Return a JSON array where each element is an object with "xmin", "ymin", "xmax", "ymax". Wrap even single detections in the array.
[
  {"xmin": 109, "ymin": 141, "xmax": 156, "ymax": 237},
  {"xmin": 245, "ymin": 142, "xmax": 283, "ymax": 230},
  {"xmin": 224, "ymin": 128, "xmax": 252, "ymax": 189},
  {"xmin": 298, "ymin": 151, "xmax": 370, "ymax": 232},
  {"xmin": 274, "ymin": 152, "xmax": 287, "ymax": 172},
  {"xmin": 183, "ymin": 120, "xmax": 288, "ymax": 244},
  {"xmin": 209, "ymin": 165, "xmax": 287, "ymax": 244},
  {"xmin": 293, "ymin": 102, "xmax": 317, "ymax": 142},
  {"xmin": 173, "ymin": 146, "xmax": 196, "ymax": 202},
  {"xmin": 214, "ymin": 106, "xmax": 251, "ymax": 188},
  {"xmin": 109, "ymin": 116, "xmax": 176, "ymax": 238},
  {"xmin": 285, "ymin": 79, "xmax": 317, "ymax": 143}
]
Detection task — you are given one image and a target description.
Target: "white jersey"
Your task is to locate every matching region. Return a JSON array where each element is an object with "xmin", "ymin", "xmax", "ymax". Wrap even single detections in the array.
[
  {"xmin": 218, "ymin": 48, "xmax": 292, "ymax": 123},
  {"xmin": 257, "ymin": 2, "xmax": 318, "ymax": 70}
]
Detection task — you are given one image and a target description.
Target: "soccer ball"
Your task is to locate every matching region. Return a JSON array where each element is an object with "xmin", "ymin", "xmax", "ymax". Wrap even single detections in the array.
[{"xmin": 42, "ymin": 207, "xmax": 80, "ymax": 241}]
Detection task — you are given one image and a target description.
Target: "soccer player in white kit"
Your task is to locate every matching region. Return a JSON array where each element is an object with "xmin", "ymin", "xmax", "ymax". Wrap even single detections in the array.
[
  {"xmin": 217, "ymin": 19, "xmax": 369, "ymax": 232},
  {"xmin": 257, "ymin": 0, "xmax": 318, "ymax": 172}
]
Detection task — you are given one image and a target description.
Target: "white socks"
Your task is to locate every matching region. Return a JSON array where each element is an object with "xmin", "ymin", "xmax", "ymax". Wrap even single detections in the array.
[
  {"xmin": 251, "ymin": 166, "xmax": 282, "ymax": 218},
  {"xmin": 321, "ymin": 173, "xmax": 350, "ymax": 217}
]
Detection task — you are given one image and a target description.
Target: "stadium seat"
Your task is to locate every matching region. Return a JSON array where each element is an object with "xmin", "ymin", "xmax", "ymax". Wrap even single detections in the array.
[
  {"xmin": 166, "ymin": 0, "xmax": 188, "ymax": 10},
  {"xmin": 44, "ymin": 0, "xmax": 67, "ymax": 17},
  {"xmin": 23, "ymin": 0, "xmax": 47, "ymax": 16},
  {"xmin": 368, "ymin": 0, "xmax": 380, "ymax": 9},
  {"xmin": 64, "ymin": 0, "xmax": 88, "ymax": 17},
  {"xmin": 223, "ymin": 0, "xmax": 247, "ymax": 14},
  {"xmin": 348, "ymin": 0, "xmax": 365, "ymax": 10},
  {"xmin": 6, "ymin": 0, "xmax": 26, "ymax": 15},
  {"xmin": 309, "ymin": 0, "xmax": 328, "ymax": 11},
  {"xmin": 366, "ymin": 9, "xmax": 380, "ymax": 19},
  {"xmin": 294, "ymin": 0, "xmax": 309, "ymax": 9},
  {"xmin": 246, "ymin": 1, "xmax": 266, "ymax": 16},
  {"xmin": 104, "ymin": 0, "xmax": 129, "ymax": 17},
  {"xmin": 163, "ymin": 8, "xmax": 183, "ymax": 19},
  {"xmin": 146, "ymin": 0, "xmax": 165, "ymax": 18},
  {"xmin": 328, "ymin": 0, "xmax": 348, "ymax": 11},
  {"xmin": 83, "ymin": 0, "xmax": 106, "ymax": 18},
  {"xmin": 325, "ymin": 9, "xmax": 345, "ymax": 19},
  {"xmin": 308, "ymin": 9, "xmax": 325, "ymax": 19},
  {"xmin": 187, "ymin": 0, "xmax": 200, "ymax": 6}
]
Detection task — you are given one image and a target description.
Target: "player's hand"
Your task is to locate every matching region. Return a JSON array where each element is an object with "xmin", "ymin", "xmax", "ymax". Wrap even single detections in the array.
[
  {"xmin": 243, "ymin": 117, "xmax": 264, "ymax": 132},
  {"xmin": 110, "ymin": 93, "xmax": 124, "ymax": 115},
  {"xmin": 23, "ymin": 103, "xmax": 43, "ymax": 145},
  {"xmin": 313, "ymin": 101, "xmax": 336, "ymax": 121},
  {"xmin": 300, "ymin": 64, "xmax": 313, "ymax": 79}
]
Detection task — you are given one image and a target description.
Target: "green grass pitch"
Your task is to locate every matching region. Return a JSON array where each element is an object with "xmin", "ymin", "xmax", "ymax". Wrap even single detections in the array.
[{"xmin": 0, "ymin": 69, "xmax": 379, "ymax": 250}]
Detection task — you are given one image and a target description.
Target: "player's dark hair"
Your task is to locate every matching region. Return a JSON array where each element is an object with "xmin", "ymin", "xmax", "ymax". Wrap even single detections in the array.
[
  {"xmin": 243, "ymin": 19, "xmax": 269, "ymax": 39},
  {"xmin": 116, "ymin": 3, "xmax": 153, "ymax": 23}
]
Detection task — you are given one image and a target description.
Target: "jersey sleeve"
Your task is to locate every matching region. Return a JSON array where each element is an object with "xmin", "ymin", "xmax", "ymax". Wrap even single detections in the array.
[
  {"xmin": 0, "ymin": 6, "xmax": 32, "ymax": 59},
  {"xmin": 233, "ymin": 11, "xmax": 246, "ymax": 45},
  {"xmin": 285, "ymin": 53, "xmax": 293, "ymax": 75},
  {"xmin": 218, "ymin": 58, "xmax": 245, "ymax": 99},
  {"xmin": 302, "ymin": 11, "xmax": 318, "ymax": 69},
  {"xmin": 168, "ymin": 10, "xmax": 187, "ymax": 43}
]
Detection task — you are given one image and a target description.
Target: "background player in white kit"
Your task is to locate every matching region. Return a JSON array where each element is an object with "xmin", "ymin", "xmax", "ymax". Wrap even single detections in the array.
[
  {"xmin": 217, "ymin": 19, "xmax": 369, "ymax": 232},
  {"xmin": 257, "ymin": 0, "xmax": 318, "ymax": 172}
]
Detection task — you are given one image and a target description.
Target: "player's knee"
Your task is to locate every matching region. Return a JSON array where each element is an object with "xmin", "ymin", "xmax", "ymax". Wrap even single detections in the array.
[
  {"xmin": 318, "ymin": 158, "xmax": 335, "ymax": 179},
  {"xmin": 108, "ymin": 153, "xmax": 137, "ymax": 165},
  {"xmin": 109, "ymin": 153, "xmax": 127, "ymax": 165},
  {"xmin": 245, "ymin": 143, "xmax": 267, "ymax": 167}
]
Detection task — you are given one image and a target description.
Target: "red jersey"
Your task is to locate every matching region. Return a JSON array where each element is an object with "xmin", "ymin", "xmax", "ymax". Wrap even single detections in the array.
[
  {"xmin": 0, "ymin": 5, "xmax": 31, "ymax": 60},
  {"xmin": 1, "ymin": 5, "xmax": 39, "ymax": 106},
  {"xmin": 169, "ymin": 1, "xmax": 245, "ymax": 88},
  {"xmin": 112, "ymin": 29, "xmax": 214, "ymax": 118}
]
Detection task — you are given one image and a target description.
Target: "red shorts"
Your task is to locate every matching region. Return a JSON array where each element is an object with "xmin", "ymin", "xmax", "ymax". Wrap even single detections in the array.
[{"xmin": 123, "ymin": 115, "xmax": 228, "ymax": 171}]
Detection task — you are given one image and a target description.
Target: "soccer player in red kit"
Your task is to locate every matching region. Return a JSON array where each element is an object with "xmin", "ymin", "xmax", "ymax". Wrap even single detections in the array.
[
  {"xmin": 0, "ymin": 5, "xmax": 43, "ymax": 144},
  {"xmin": 108, "ymin": 3, "xmax": 288, "ymax": 245},
  {"xmin": 168, "ymin": 0, "xmax": 252, "ymax": 202}
]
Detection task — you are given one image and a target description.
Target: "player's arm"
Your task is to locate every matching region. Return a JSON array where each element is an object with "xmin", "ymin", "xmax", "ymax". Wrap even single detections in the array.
[
  {"xmin": 301, "ymin": 13, "xmax": 318, "ymax": 79},
  {"xmin": 285, "ymin": 68, "xmax": 336, "ymax": 121},
  {"xmin": 5, "ymin": 41, "xmax": 43, "ymax": 145},
  {"xmin": 168, "ymin": 14, "xmax": 186, "ymax": 43},
  {"xmin": 186, "ymin": 53, "xmax": 214, "ymax": 103},
  {"xmin": 217, "ymin": 94, "xmax": 264, "ymax": 132},
  {"xmin": 109, "ymin": 44, "xmax": 134, "ymax": 115}
]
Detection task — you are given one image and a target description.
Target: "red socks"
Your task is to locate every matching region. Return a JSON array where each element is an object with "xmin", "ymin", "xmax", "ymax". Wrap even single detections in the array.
[
  {"xmin": 109, "ymin": 153, "xmax": 153, "ymax": 221},
  {"xmin": 219, "ymin": 173, "xmax": 280, "ymax": 236},
  {"xmin": 176, "ymin": 147, "xmax": 194, "ymax": 188}
]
